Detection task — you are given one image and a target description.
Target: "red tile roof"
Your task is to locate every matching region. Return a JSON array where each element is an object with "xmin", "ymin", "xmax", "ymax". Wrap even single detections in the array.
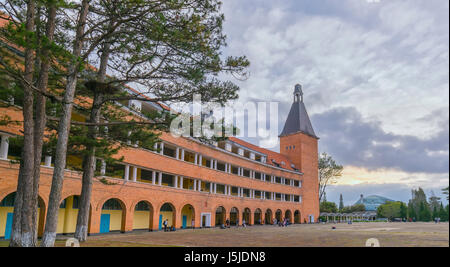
[{"xmin": 228, "ymin": 137, "xmax": 299, "ymax": 172}]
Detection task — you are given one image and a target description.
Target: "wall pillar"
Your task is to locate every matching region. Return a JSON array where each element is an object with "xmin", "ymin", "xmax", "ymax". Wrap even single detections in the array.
[
  {"xmin": 132, "ymin": 167, "xmax": 137, "ymax": 182},
  {"xmin": 100, "ymin": 160, "xmax": 106, "ymax": 176},
  {"xmin": 44, "ymin": 156, "xmax": 52, "ymax": 167},
  {"xmin": 160, "ymin": 142, "xmax": 164, "ymax": 155},
  {"xmin": 124, "ymin": 165, "xmax": 130, "ymax": 181},
  {"xmin": 1, "ymin": 135, "xmax": 11, "ymax": 159}
]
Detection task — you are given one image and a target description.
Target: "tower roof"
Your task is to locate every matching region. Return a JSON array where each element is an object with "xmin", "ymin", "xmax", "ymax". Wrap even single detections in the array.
[{"xmin": 280, "ymin": 84, "xmax": 318, "ymax": 139}]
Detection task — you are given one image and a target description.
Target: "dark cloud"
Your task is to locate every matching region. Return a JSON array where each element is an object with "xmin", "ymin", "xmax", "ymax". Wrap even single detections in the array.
[{"xmin": 312, "ymin": 107, "xmax": 449, "ymax": 173}]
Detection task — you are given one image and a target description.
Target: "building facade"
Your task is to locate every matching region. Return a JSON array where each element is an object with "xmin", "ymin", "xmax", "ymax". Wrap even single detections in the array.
[{"xmin": 0, "ymin": 84, "xmax": 319, "ymax": 238}]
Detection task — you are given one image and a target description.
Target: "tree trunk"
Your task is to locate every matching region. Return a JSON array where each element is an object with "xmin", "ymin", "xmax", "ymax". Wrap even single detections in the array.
[
  {"xmin": 9, "ymin": 0, "xmax": 36, "ymax": 247},
  {"xmin": 41, "ymin": 0, "xmax": 91, "ymax": 247},
  {"xmin": 74, "ymin": 96, "xmax": 102, "ymax": 242},
  {"xmin": 30, "ymin": 5, "xmax": 57, "ymax": 246},
  {"xmin": 74, "ymin": 39, "xmax": 111, "ymax": 242}
]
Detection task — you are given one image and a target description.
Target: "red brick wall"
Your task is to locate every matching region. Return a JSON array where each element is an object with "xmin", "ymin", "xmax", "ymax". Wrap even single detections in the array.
[{"xmin": 280, "ymin": 133, "xmax": 320, "ymax": 222}]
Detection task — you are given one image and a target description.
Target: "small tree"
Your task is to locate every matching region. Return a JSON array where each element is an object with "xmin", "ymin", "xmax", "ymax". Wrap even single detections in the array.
[
  {"xmin": 318, "ymin": 153, "xmax": 343, "ymax": 202},
  {"xmin": 320, "ymin": 201, "xmax": 338, "ymax": 213}
]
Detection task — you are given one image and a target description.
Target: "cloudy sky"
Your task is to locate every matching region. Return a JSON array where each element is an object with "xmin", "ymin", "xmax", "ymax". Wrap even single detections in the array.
[{"xmin": 219, "ymin": 0, "xmax": 449, "ymax": 205}]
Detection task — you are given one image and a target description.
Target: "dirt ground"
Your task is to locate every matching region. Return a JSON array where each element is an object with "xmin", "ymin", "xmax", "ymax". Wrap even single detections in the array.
[{"xmin": 63, "ymin": 222, "xmax": 449, "ymax": 247}]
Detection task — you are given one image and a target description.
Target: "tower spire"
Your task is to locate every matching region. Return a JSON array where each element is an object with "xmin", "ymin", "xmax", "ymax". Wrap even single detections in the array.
[
  {"xmin": 280, "ymin": 84, "xmax": 318, "ymax": 138},
  {"xmin": 294, "ymin": 84, "xmax": 303, "ymax": 102}
]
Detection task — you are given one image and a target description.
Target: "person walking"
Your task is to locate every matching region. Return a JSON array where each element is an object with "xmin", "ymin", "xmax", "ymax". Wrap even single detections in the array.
[{"xmin": 163, "ymin": 219, "xmax": 168, "ymax": 232}]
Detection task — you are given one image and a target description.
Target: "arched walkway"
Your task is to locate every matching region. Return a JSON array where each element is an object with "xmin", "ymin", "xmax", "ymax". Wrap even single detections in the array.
[
  {"xmin": 58, "ymin": 195, "xmax": 81, "ymax": 234},
  {"xmin": 285, "ymin": 210, "xmax": 293, "ymax": 224},
  {"xmin": 265, "ymin": 209, "xmax": 273, "ymax": 225},
  {"xmin": 100, "ymin": 198, "xmax": 126, "ymax": 233},
  {"xmin": 0, "ymin": 192, "xmax": 45, "ymax": 239},
  {"xmin": 254, "ymin": 209, "xmax": 262, "ymax": 225},
  {"xmin": 294, "ymin": 210, "xmax": 301, "ymax": 224},
  {"xmin": 242, "ymin": 208, "xmax": 251, "ymax": 225},
  {"xmin": 159, "ymin": 203, "xmax": 176, "ymax": 231},
  {"xmin": 215, "ymin": 206, "xmax": 226, "ymax": 226},
  {"xmin": 230, "ymin": 207, "xmax": 239, "ymax": 226},
  {"xmin": 181, "ymin": 204, "xmax": 195, "ymax": 229},
  {"xmin": 133, "ymin": 201, "xmax": 153, "ymax": 231},
  {"xmin": 275, "ymin": 209, "xmax": 282, "ymax": 222}
]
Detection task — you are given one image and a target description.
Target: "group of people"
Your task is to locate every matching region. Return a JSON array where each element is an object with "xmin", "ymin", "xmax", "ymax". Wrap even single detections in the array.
[
  {"xmin": 273, "ymin": 218, "xmax": 290, "ymax": 227},
  {"xmin": 220, "ymin": 218, "xmax": 249, "ymax": 229},
  {"xmin": 162, "ymin": 219, "xmax": 176, "ymax": 232}
]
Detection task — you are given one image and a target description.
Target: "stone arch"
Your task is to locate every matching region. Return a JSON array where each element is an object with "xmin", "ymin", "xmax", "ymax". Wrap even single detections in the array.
[
  {"xmin": 100, "ymin": 198, "xmax": 127, "ymax": 233},
  {"xmin": 0, "ymin": 192, "xmax": 46, "ymax": 239},
  {"xmin": 159, "ymin": 202, "xmax": 176, "ymax": 231},
  {"xmin": 230, "ymin": 207, "xmax": 239, "ymax": 226},
  {"xmin": 254, "ymin": 208, "xmax": 263, "ymax": 225},
  {"xmin": 133, "ymin": 200, "xmax": 154, "ymax": 231},
  {"xmin": 285, "ymin": 210, "xmax": 293, "ymax": 224},
  {"xmin": 215, "ymin": 206, "xmax": 226, "ymax": 226},
  {"xmin": 294, "ymin": 210, "xmax": 301, "ymax": 224},
  {"xmin": 275, "ymin": 209, "xmax": 282, "ymax": 222},
  {"xmin": 242, "ymin": 208, "xmax": 251, "ymax": 225},
  {"xmin": 265, "ymin": 209, "xmax": 273, "ymax": 224},
  {"xmin": 58, "ymin": 195, "xmax": 88, "ymax": 235},
  {"xmin": 180, "ymin": 204, "xmax": 195, "ymax": 229}
]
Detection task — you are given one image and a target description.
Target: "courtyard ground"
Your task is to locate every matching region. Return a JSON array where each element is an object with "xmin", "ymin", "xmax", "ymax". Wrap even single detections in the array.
[{"xmin": 1, "ymin": 222, "xmax": 448, "ymax": 247}]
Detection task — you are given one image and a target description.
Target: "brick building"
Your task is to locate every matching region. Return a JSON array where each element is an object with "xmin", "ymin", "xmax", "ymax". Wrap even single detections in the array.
[
  {"xmin": 0, "ymin": 38, "xmax": 319, "ymax": 239},
  {"xmin": 0, "ymin": 83, "xmax": 319, "ymax": 238}
]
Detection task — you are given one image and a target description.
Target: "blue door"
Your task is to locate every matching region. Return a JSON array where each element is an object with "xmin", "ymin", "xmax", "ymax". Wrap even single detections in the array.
[
  {"xmin": 100, "ymin": 214, "xmax": 110, "ymax": 233},
  {"xmin": 159, "ymin": 215, "xmax": 163, "ymax": 230},
  {"xmin": 4, "ymin": 213, "xmax": 13, "ymax": 240},
  {"xmin": 182, "ymin": 216, "xmax": 187, "ymax": 229}
]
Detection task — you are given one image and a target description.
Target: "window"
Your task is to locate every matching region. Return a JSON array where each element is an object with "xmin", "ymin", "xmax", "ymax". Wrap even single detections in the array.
[
  {"xmin": 294, "ymin": 180, "xmax": 300, "ymax": 187},
  {"xmin": 163, "ymin": 146, "xmax": 176, "ymax": 158},
  {"xmin": 0, "ymin": 193, "xmax": 15, "ymax": 207},
  {"xmin": 216, "ymin": 184, "xmax": 226, "ymax": 195},
  {"xmin": 140, "ymin": 169, "xmax": 153, "ymax": 183},
  {"xmin": 231, "ymin": 187, "xmax": 239, "ymax": 196},
  {"xmin": 183, "ymin": 178, "xmax": 195, "ymax": 190},
  {"xmin": 284, "ymin": 178, "xmax": 290, "ymax": 186},
  {"xmin": 102, "ymin": 199, "xmax": 122, "ymax": 210},
  {"xmin": 275, "ymin": 177, "xmax": 282, "ymax": 184},
  {"xmin": 161, "ymin": 174, "xmax": 175, "ymax": 187},
  {"xmin": 184, "ymin": 151, "xmax": 196, "ymax": 164},
  {"xmin": 242, "ymin": 169, "xmax": 251, "ymax": 178},
  {"xmin": 265, "ymin": 192, "xmax": 271, "ymax": 200},
  {"xmin": 136, "ymin": 202, "xmax": 150, "ymax": 211},
  {"xmin": 160, "ymin": 203, "xmax": 173, "ymax": 212},
  {"xmin": 203, "ymin": 158, "xmax": 212, "ymax": 168},
  {"xmin": 217, "ymin": 161, "xmax": 226, "ymax": 172},
  {"xmin": 255, "ymin": 191, "xmax": 262, "ymax": 199},
  {"xmin": 231, "ymin": 165, "xmax": 239, "ymax": 175},
  {"xmin": 201, "ymin": 182, "xmax": 211, "ymax": 193},
  {"xmin": 254, "ymin": 172, "xmax": 262, "ymax": 180},
  {"xmin": 243, "ymin": 189, "xmax": 250, "ymax": 198},
  {"xmin": 72, "ymin": 196, "xmax": 80, "ymax": 209},
  {"xmin": 275, "ymin": 193, "xmax": 282, "ymax": 201}
]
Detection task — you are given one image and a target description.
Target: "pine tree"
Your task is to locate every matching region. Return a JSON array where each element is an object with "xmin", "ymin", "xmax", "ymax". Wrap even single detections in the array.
[
  {"xmin": 419, "ymin": 202, "xmax": 431, "ymax": 222},
  {"xmin": 339, "ymin": 194, "xmax": 344, "ymax": 212},
  {"xmin": 438, "ymin": 203, "xmax": 448, "ymax": 222}
]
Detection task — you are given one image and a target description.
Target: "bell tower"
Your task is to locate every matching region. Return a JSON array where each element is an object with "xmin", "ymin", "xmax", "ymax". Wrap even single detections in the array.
[{"xmin": 279, "ymin": 84, "xmax": 319, "ymax": 222}]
